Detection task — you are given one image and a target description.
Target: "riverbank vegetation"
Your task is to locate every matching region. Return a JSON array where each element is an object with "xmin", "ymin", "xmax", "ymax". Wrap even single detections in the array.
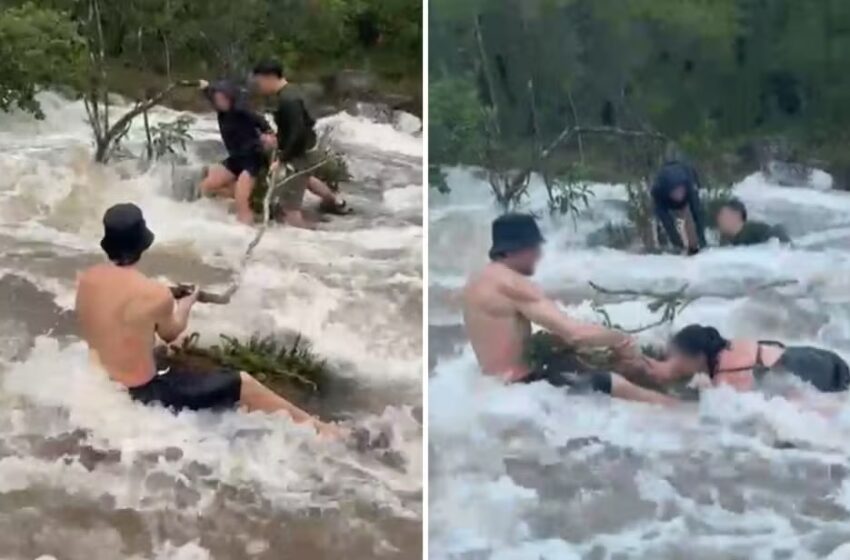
[
  {"xmin": 430, "ymin": 0, "xmax": 850, "ymax": 224},
  {"xmin": 2, "ymin": 0, "xmax": 422, "ymax": 161}
]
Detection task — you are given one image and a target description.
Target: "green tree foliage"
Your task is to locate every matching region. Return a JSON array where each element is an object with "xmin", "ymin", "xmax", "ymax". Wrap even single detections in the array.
[
  {"xmin": 0, "ymin": 3, "xmax": 85, "ymax": 118},
  {"xmin": 429, "ymin": 76, "xmax": 487, "ymax": 163},
  {"xmin": 431, "ymin": 0, "xmax": 850, "ymax": 188},
  {"xmin": 2, "ymin": 0, "xmax": 421, "ymax": 116}
]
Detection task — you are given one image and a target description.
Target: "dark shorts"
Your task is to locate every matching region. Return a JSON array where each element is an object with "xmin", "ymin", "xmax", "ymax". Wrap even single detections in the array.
[
  {"xmin": 129, "ymin": 367, "xmax": 242, "ymax": 412},
  {"xmin": 775, "ymin": 346, "xmax": 850, "ymax": 393},
  {"xmin": 521, "ymin": 368, "xmax": 613, "ymax": 395},
  {"xmin": 276, "ymin": 148, "xmax": 326, "ymax": 211},
  {"xmin": 222, "ymin": 152, "xmax": 267, "ymax": 179}
]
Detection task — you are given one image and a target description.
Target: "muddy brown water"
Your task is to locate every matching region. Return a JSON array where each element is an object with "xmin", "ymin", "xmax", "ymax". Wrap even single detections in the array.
[{"xmin": 0, "ymin": 97, "xmax": 422, "ymax": 559}]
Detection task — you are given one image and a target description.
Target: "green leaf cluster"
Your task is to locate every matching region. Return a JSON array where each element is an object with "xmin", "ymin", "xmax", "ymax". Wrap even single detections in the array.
[
  {"xmin": 0, "ymin": 3, "xmax": 85, "ymax": 118},
  {"xmin": 170, "ymin": 332, "xmax": 330, "ymax": 393}
]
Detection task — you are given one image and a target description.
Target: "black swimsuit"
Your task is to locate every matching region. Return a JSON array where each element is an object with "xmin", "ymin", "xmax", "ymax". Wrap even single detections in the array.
[{"xmin": 717, "ymin": 341, "xmax": 850, "ymax": 393}]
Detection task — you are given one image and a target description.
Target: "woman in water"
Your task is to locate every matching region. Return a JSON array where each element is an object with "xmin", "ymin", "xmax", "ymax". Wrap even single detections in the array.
[{"xmin": 646, "ymin": 324, "xmax": 850, "ymax": 393}]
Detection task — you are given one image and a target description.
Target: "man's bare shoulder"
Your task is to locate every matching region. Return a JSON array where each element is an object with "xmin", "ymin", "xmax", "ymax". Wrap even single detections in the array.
[
  {"xmin": 464, "ymin": 264, "xmax": 503, "ymax": 295},
  {"xmin": 77, "ymin": 263, "xmax": 109, "ymax": 286},
  {"xmin": 78, "ymin": 265, "xmax": 169, "ymax": 304},
  {"xmin": 494, "ymin": 266, "xmax": 544, "ymax": 304},
  {"xmin": 464, "ymin": 263, "xmax": 544, "ymax": 308}
]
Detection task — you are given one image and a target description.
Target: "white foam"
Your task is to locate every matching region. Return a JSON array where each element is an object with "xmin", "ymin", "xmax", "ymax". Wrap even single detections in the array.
[
  {"xmin": 430, "ymin": 165, "xmax": 850, "ymax": 557},
  {"xmin": 0, "ymin": 91, "xmax": 423, "ymax": 553},
  {"xmin": 319, "ymin": 112, "xmax": 422, "ymax": 158}
]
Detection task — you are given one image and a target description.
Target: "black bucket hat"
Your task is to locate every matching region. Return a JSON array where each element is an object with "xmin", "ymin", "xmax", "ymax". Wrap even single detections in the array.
[
  {"xmin": 100, "ymin": 203, "xmax": 155, "ymax": 265},
  {"xmin": 489, "ymin": 213, "xmax": 545, "ymax": 259}
]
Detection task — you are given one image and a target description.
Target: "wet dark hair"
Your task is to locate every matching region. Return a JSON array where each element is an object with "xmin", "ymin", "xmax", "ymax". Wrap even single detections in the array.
[
  {"xmin": 720, "ymin": 198, "xmax": 748, "ymax": 221},
  {"xmin": 252, "ymin": 60, "xmax": 284, "ymax": 78},
  {"xmin": 489, "ymin": 250, "xmax": 506, "ymax": 261},
  {"xmin": 109, "ymin": 251, "xmax": 143, "ymax": 267},
  {"xmin": 671, "ymin": 324, "xmax": 730, "ymax": 378}
]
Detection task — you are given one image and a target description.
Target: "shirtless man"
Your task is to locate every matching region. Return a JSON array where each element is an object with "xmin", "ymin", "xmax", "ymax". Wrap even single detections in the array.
[
  {"xmin": 76, "ymin": 203, "xmax": 338, "ymax": 436},
  {"xmin": 462, "ymin": 213, "xmax": 674, "ymax": 404}
]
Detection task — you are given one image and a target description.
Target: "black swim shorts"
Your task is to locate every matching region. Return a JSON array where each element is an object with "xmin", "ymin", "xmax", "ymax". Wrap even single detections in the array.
[
  {"xmin": 775, "ymin": 346, "xmax": 850, "ymax": 393},
  {"xmin": 129, "ymin": 367, "xmax": 242, "ymax": 411},
  {"xmin": 521, "ymin": 368, "xmax": 613, "ymax": 395},
  {"xmin": 222, "ymin": 152, "xmax": 267, "ymax": 179}
]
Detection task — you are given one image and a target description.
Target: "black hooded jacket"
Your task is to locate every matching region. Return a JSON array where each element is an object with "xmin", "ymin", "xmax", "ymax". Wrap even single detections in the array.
[
  {"xmin": 651, "ymin": 161, "xmax": 707, "ymax": 249},
  {"xmin": 204, "ymin": 81, "xmax": 272, "ymax": 158}
]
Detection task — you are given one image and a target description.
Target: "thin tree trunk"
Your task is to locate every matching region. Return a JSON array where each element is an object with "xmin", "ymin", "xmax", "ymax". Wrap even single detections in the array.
[
  {"xmin": 567, "ymin": 89, "xmax": 584, "ymax": 164},
  {"xmin": 143, "ymin": 106, "xmax": 153, "ymax": 160},
  {"xmin": 473, "ymin": 14, "xmax": 500, "ymax": 136},
  {"xmin": 94, "ymin": 80, "xmax": 194, "ymax": 163},
  {"xmin": 91, "ymin": 0, "xmax": 108, "ymax": 131},
  {"xmin": 163, "ymin": 33, "xmax": 172, "ymax": 82}
]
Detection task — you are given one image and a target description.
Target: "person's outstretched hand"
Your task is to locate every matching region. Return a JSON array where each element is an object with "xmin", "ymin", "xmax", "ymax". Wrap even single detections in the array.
[
  {"xmin": 316, "ymin": 421, "xmax": 347, "ymax": 440},
  {"xmin": 261, "ymin": 133, "xmax": 276, "ymax": 151}
]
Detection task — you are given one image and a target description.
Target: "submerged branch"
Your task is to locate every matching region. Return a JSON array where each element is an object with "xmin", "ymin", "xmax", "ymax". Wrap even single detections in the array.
[
  {"xmin": 92, "ymin": 79, "xmax": 198, "ymax": 162},
  {"xmin": 588, "ymin": 278, "xmax": 800, "ymax": 334},
  {"xmin": 506, "ymin": 125, "xmax": 669, "ymax": 193}
]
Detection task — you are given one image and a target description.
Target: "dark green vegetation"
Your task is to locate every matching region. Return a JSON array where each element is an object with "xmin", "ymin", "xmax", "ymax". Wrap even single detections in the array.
[
  {"xmin": 1, "ymin": 0, "xmax": 422, "ymax": 160},
  {"xmin": 430, "ymin": 0, "xmax": 850, "ymax": 215},
  {"xmin": 166, "ymin": 332, "xmax": 330, "ymax": 397}
]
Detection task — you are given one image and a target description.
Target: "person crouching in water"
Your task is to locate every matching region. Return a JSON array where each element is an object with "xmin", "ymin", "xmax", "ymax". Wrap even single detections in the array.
[
  {"xmin": 717, "ymin": 198, "xmax": 790, "ymax": 247},
  {"xmin": 651, "ymin": 160, "xmax": 707, "ymax": 255},
  {"xmin": 76, "ymin": 203, "xmax": 340, "ymax": 437},
  {"xmin": 462, "ymin": 213, "xmax": 675, "ymax": 405},
  {"xmin": 646, "ymin": 324, "xmax": 849, "ymax": 393},
  {"xmin": 197, "ymin": 80, "xmax": 276, "ymax": 224},
  {"xmin": 251, "ymin": 60, "xmax": 349, "ymax": 229}
]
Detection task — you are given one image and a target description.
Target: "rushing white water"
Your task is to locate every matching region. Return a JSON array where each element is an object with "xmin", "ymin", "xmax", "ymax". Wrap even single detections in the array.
[
  {"xmin": 0, "ymin": 92, "xmax": 422, "ymax": 559},
  {"xmin": 429, "ymin": 167, "xmax": 850, "ymax": 559}
]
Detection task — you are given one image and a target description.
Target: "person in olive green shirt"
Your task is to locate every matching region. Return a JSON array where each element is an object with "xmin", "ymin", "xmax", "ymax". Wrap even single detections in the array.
[
  {"xmin": 251, "ymin": 59, "xmax": 350, "ymax": 229},
  {"xmin": 716, "ymin": 198, "xmax": 790, "ymax": 247}
]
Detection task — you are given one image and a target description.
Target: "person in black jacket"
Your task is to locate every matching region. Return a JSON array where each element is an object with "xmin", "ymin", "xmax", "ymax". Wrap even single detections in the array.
[
  {"xmin": 651, "ymin": 160, "xmax": 707, "ymax": 255},
  {"xmin": 197, "ymin": 80, "xmax": 277, "ymax": 224},
  {"xmin": 251, "ymin": 60, "xmax": 348, "ymax": 229}
]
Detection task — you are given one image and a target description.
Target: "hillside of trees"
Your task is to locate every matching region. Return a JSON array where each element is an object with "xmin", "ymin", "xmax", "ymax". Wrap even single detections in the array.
[
  {"xmin": 430, "ymin": 0, "xmax": 850, "ymax": 197},
  {"xmin": 1, "ymin": 0, "xmax": 422, "ymax": 118}
]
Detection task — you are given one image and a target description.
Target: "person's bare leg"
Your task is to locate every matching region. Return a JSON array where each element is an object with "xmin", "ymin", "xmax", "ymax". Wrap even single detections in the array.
[
  {"xmin": 238, "ymin": 372, "xmax": 339, "ymax": 436},
  {"xmin": 200, "ymin": 164, "xmax": 236, "ymax": 197},
  {"xmin": 307, "ymin": 176, "xmax": 341, "ymax": 205},
  {"xmin": 610, "ymin": 373, "xmax": 677, "ymax": 405},
  {"xmin": 234, "ymin": 171, "xmax": 256, "ymax": 225},
  {"xmin": 282, "ymin": 209, "xmax": 315, "ymax": 230}
]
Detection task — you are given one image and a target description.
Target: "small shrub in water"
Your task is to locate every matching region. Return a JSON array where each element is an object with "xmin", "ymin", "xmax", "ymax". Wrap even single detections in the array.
[{"xmin": 168, "ymin": 332, "xmax": 330, "ymax": 393}]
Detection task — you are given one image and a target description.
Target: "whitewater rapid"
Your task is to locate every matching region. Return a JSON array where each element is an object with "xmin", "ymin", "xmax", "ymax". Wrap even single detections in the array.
[
  {"xmin": 429, "ymin": 168, "xmax": 850, "ymax": 559},
  {"xmin": 0, "ymin": 92, "xmax": 422, "ymax": 559}
]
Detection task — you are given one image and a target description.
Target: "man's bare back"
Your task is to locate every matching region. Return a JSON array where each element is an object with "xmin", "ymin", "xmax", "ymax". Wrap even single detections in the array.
[
  {"xmin": 76, "ymin": 263, "xmax": 174, "ymax": 387},
  {"xmin": 463, "ymin": 263, "xmax": 533, "ymax": 381}
]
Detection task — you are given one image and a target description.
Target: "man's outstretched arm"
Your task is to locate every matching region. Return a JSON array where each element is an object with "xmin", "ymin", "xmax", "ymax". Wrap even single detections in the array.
[
  {"xmin": 510, "ymin": 278, "xmax": 629, "ymax": 349},
  {"xmin": 611, "ymin": 373, "xmax": 678, "ymax": 405},
  {"xmin": 154, "ymin": 285, "xmax": 198, "ymax": 343}
]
